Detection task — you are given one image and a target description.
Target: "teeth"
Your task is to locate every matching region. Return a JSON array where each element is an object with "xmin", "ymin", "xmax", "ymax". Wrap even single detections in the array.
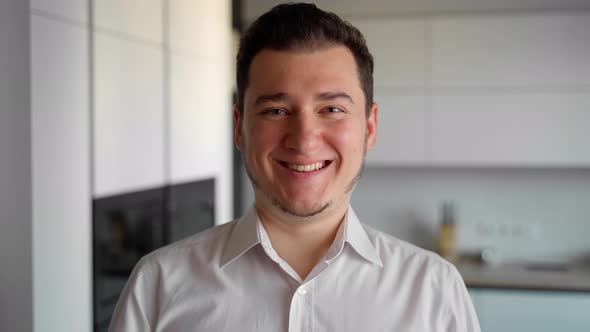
[{"xmin": 287, "ymin": 161, "xmax": 326, "ymax": 172}]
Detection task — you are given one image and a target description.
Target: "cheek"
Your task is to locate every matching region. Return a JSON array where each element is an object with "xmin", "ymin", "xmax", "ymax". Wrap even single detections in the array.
[
  {"xmin": 328, "ymin": 121, "xmax": 366, "ymax": 157},
  {"xmin": 244, "ymin": 121, "xmax": 281, "ymax": 156}
]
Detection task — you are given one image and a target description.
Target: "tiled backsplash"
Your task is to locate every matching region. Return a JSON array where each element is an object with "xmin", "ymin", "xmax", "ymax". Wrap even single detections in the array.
[{"xmin": 352, "ymin": 167, "xmax": 590, "ymax": 263}]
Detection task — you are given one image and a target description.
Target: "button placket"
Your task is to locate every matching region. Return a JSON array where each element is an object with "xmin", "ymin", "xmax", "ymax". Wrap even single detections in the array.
[{"xmin": 288, "ymin": 281, "xmax": 314, "ymax": 332}]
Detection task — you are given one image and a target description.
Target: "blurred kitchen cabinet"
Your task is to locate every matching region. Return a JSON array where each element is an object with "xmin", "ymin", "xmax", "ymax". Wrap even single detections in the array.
[
  {"xmin": 30, "ymin": 12, "xmax": 92, "ymax": 331},
  {"xmin": 426, "ymin": 14, "xmax": 590, "ymax": 166},
  {"xmin": 350, "ymin": 19, "xmax": 427, "ymax": 89},
  {"xmin": 168, "ymin": 54, "xmax": 231, "ymax": 184},
  {"xmin": 430, "ymin": 94, "xmax": 590, "ymax": 166},
  {"xmin": 93, "ymin": 33, "xmax": 165, "ymax": 198},
  {"xmin": 469, "ymin": 289, "xmax": 590, "ymax": 332},
  {"xmin": 370, "ymin": 92, "xmax": 590, "ymax": 166},
  {"xmin": 167, "ymin": 0, "xmax": 232, "ymax": 185},
  {"xmin": 30, "ymin": 0, "xmax": 87, "ymax": 23},
  {"xmin": 367, "ymin": 95, "xmax": 427, "ymax": 164},
  {"xmin": 364, "ymin": 13, "xmax": 590, "ymax": 167},
  {"xmin": 92, "ymin": 1, "xmax": 167, "ymax": 198},
  {"xmin": 168, "ymin": 0, "xmax": 231, "ymax": 60},
  {"xmin": 93, "ymin": 0, "xmax": 163, "ymax": 44},
  {"xmin": 353, "ymin": 18, "xmax": 429, "ymax": 165},
  {"xmin": 92, "ymin": 0, "xmax": 232, "ymax": 221},
  {"xmin": 430, "ymin": 14, "xmax": 590, "ymax": 88},
  {"xmin": 166, "ymin": 0, "xmax": 233, "ymax": 225}
]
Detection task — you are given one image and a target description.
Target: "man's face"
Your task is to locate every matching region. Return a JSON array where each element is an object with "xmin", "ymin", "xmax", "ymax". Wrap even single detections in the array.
[{"xmin": 235, "ymin": 46, "xmax": 378, "ymax": 219}]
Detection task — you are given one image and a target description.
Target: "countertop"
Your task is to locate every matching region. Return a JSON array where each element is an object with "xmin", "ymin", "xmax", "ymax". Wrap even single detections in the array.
[{"xmin": 457, "ymin": 262, "xmax": 590, "ymax": 292}]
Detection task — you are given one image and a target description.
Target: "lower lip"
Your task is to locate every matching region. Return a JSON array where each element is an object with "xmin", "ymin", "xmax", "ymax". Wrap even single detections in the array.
[{"xmin": 276, "ymin": 161, "xmax": 331, "ymax": 178}]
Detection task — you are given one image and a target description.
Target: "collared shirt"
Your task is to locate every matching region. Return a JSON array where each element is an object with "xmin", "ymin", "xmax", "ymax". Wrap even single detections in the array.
[{"xmin": 109, "ymin": 206, "xmax": 481, "ymax": 332}]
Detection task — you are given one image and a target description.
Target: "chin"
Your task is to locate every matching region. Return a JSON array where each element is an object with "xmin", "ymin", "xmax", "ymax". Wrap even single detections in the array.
[{"xmin": 274, "ymin": 199, "xmax": 331, "ymax": 219}]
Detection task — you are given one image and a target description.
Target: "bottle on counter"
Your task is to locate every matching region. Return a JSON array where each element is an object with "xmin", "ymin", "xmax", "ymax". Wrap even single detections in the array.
[{"xmin": 437, "ymin": 201, "xmax": 458, "ymax": 264}]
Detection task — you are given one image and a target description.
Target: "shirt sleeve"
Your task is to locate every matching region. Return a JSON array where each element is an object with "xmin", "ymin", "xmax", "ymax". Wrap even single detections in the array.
[
  {"xmin": 109, "ymin": 258, "xmax": 157, "ymax": 332},
  {"xmin": 444, "ymin": 265, "xmax": 482, "ymax": 332}
]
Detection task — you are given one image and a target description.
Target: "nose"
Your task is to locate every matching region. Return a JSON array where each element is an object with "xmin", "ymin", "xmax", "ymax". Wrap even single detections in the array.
[{"xmin": 283, "ymin": 112, "xmax": 321, "ymax": 153}]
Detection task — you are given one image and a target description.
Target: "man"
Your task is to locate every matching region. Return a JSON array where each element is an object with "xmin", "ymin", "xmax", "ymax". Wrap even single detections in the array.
[{"xmin": 110, "ymin": 3, "xmax": 481, "ymax": 331}]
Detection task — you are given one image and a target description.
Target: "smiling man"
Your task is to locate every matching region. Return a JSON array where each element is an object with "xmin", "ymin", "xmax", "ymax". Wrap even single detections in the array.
[{"xmin": 110, "ymin": 3, "xmax": 481, "ymax": 332}]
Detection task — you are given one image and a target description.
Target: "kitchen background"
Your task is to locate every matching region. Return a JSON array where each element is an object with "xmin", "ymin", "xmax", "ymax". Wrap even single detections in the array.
[{"xmin": 1, "ymin": 0, "xmax": 590, "ymax": 331}]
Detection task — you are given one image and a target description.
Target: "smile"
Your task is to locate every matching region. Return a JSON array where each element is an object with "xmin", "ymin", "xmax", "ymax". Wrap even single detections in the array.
[{"xmin": 276, "ymin": 160, "xmax": 332, "ymax": 172}]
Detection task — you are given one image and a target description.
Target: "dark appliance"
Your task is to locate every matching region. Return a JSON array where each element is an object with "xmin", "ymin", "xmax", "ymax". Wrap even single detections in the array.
[{"xmin": 92, "ymin": 178, "xmax": 215, "ymax": 331}]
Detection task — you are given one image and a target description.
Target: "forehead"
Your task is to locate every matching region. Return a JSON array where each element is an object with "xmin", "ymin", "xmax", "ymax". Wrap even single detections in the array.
[{"xmin": 245, "ymin": 46, "xmax": 363, "ymax": 102}]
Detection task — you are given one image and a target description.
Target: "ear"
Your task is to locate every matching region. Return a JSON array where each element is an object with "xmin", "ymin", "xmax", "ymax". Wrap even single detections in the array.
[
  {"xmin": 366, "ymin": 102, "xmax": 378, "ymax": 150},
  {"xmin": 233, "ymin": 105, "xmax": 244, "ymax": 151}
]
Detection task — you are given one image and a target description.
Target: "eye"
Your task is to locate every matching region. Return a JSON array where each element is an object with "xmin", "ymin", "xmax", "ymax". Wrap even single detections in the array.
[
  {"xmin": 324, "ymin": 106, "xmax": 344, "ymax": 114},
  {"xmin": 262, "ymin": 108, "xmax": 288, "ymax": 116}
]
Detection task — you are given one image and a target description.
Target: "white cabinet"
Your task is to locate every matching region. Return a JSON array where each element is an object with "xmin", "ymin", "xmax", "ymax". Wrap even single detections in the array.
[
  {"xmin": 167, "ymin": 0, "xmax": 233, "ymax": 223},
  {"xmin": 350, "ymin": 19, "xmax": 429, "ymax": 164},
  {"xmin": 92, "ymin": 1, "xmax": 168, "ymax": 198},
  {"xmin": 431, "ymin": 15, "xmax": 590, "ymax": 88},
  {"xmin": 361, "ymin": 13, "xmax": 590, "ymax": 167},
  {"xmin": 30, "ymin": 14, "xmax": 91, "ymax": 332},
  {"xmin": 168, "ymin": 0, "xmax": 231, "ymax": 59},
  {"xmin": 93, "ymin": 0, "xmax": 163, "ymax": 43},
  {"xmin": 469, "ymin": 289, "xmax": 590, "ymax": 332},
  {"xmin": 367, "ymin": 96, "xmax": 427, "ymax": 164},
  {"xmin": 168, "ymin": 54, "xmax": 231, "ymax": 183},
  {"xmin": 93, "ymin": 34, "xmax": 165, "ymax": 197},
  {"xmin": 167, "ymin": 0, "xmax": 232, "ymax": 183},
  {"xmin": 30, "ymin": 0, "xmax": 87, "ymax": 23},
  {"xmin": 92, "ymin": 0, "xmax": 232, "ymax": 220},
  {"xmin": 351, "ymin": 19, "xmax": 427, "ymax": 88},
  {"xmin": 430, "ymin": 94, "xmax": 590, "ymax": 166}
]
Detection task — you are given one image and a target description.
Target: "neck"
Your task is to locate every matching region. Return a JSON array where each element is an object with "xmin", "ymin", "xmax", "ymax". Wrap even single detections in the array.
[{"xmin": 255, "ymin": 201, "xmax": 349, "ymax": 280}]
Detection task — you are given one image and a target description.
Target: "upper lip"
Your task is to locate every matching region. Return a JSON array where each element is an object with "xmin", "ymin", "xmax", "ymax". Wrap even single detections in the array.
[{"xmin": 274, "ymin": 158, "xmax": 330, "ymax": 165}]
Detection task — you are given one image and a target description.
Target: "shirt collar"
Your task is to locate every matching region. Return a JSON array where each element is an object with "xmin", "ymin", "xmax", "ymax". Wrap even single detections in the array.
[
  {"xmin": 219, "ymin": 206, "xmax": 260, "ymax": 267},
  {"xmin": 219, "ymin": 205, "xmax": 383, "ymax": 268},
  {"xmin": 338, "ymin": 206, "xmax": 383, "ymax": 267}
]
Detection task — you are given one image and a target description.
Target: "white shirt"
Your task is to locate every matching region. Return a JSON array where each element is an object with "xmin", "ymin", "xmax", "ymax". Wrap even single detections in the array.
[{"xmin": 109, "ymin": 206, "xmax": 481, "ymax": 332}]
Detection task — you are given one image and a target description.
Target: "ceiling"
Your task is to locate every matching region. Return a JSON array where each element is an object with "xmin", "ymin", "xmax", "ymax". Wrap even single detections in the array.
[{"xmin": 243, "ymin": 0, "xmax": 590, "ymax": 21}]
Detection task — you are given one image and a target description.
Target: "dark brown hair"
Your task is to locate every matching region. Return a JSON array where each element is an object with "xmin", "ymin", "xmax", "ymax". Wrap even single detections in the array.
[{"xmin": 236, "ymin": 3, "xmax": 374, "ymax": 115}]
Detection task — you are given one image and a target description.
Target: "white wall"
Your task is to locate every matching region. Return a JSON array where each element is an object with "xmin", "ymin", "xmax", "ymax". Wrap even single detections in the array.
[
  {"xmin": 30, "ymin": 2, "xmax": 92, "ymax": 330},
  {"xmin": 0, "ymin": 2, "xmax": 93, "ymax": 331},
  {"xmin": 0, "ymin": 1, "xmax": 33, "ymax": 331}
]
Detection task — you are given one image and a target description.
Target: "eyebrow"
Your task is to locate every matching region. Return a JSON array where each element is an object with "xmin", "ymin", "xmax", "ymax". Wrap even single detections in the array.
[
  {"xmin": 253, "ymin": 93, "xmax": 290, "ymax": 106},
  {"xmin": 253, "ymin": 91, "xmax": 354, "ymax": 106},
  {"xmin": 316, "ymin": 91, "xmax": 354, "ymax": 104}
]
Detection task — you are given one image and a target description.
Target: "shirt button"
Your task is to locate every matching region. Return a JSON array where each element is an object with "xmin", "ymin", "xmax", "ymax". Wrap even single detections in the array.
[{"xmin": 297, "ymin": 287, "xmax": 307, "ymax": 295}]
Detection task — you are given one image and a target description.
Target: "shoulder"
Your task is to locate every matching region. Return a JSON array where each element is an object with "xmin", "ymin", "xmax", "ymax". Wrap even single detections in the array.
[
  {"xmin": 110, "ymin": 220, "xmax": 242, "ymax": 330},
  {"xmin": 362, "ymin": 223, "xmax": 458, "ymax": 283},
  {"xmin": 356, "ymin": 223, "xmax": 480, "ymax": 330},
  {"xmin": 137, "ymin": 220, "xmax": 238, "ymax": 273}
]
